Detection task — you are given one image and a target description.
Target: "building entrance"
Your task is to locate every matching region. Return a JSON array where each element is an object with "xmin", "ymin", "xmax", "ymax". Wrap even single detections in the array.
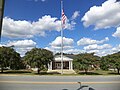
[{"xmin": 52, "ymin": 61, "xmax": 69, "ymax": 70}]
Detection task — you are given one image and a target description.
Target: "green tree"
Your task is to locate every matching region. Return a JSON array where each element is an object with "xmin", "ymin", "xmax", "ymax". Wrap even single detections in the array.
[
  {"xmin": 24, "ymin": 48, "xmax": 53, "ymax": 74},
  {"xmin": 73, "ymin": 53, "xmax": 99, "ymax": 74},
  {"xmin": 108, "ymin": 52, "xmax": 120, "ymax": 74},
  {"xmin": 9, "ymin": 52, "xmax": 21, "ymax": 70},
  {"xmin": 0, "ymin": 46, "xmax": 21, "ymax": 72},
  {"xmin": 101, "ymin": 52, "xmax": 120, "ymax": 74},
  {"xmin": 100, "ymin": 56, "xmax": 109, "ymax": 70}
]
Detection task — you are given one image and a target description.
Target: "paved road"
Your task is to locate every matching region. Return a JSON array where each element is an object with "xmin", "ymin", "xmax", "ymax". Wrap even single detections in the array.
[{"xmin": 0, "ymin": 75, "xmax": 120, "ymax": 90}]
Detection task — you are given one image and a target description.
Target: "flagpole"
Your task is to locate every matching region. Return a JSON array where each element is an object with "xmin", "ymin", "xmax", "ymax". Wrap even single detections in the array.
[
  {"xmin": 0, "ymin": 0, "xmax": 5, "ymax": 42},
  {"xmin": 61, "ymin": 0, "xmax": 63, "ymax": 75}
]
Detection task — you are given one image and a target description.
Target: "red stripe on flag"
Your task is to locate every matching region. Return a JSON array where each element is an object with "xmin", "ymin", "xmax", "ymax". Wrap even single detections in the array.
[{"xmin": 62, "ymin": 9, "xmax": 66, "ymax": 26}]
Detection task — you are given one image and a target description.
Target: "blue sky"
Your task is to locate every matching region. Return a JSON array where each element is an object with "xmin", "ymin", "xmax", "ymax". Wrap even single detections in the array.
[{"xmin": 0, "ymin": 0, "xmax": 120, "ymax": 56}]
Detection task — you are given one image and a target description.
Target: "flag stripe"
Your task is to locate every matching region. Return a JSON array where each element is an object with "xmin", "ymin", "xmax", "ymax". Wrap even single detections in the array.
[{"xmin": 62, "ymin": 9, "xmax": 66, "ymax": 26}]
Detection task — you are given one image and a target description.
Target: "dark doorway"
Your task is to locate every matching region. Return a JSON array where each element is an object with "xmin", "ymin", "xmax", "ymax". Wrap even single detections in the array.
[{"xmin": 52, "ymin": 61, "xmax": 69, "ymax": 70}]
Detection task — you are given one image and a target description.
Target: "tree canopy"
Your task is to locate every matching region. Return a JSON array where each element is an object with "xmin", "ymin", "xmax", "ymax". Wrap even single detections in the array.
[
  {"xmin": 0, "ymin": 46, "xmax": 21, "ymax": 72},
  {"xmin": 73, "ymin": 53, "xmax": 100, "ymax": 74},
  {"xmin": 101, "ymin": 52, "xmax": 120, "ymax": 74},
  {"xmin": 24, "ymin": 48, "xmax": 53, "ymax": 74}
]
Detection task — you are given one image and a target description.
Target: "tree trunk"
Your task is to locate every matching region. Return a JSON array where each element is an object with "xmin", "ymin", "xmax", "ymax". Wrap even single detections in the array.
[
  {"xmin": 37, "ymin": 68, "xmax": 40, "ymax": 74},
  {"xmin": 85, "ymin": 69, "xmax": 88, "ymax": 74},
  {"xmin": 1, "ymin": 65, "xmax": 3, "ymax": 73},
  {"xmin": 117, "ymin": 68, "xmax": 120, "ymax": 74},
  {"xmin": 37, "ymin": 63, "xmax": 40, "ymax": 74}
]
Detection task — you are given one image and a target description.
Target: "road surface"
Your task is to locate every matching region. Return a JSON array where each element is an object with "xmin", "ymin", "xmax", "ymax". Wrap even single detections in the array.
[{"xmin": 0, "ymin": 75, "xmax": 120, "ymax": 90}]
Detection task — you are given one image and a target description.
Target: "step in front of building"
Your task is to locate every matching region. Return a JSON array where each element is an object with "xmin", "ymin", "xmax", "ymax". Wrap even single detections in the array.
[{"xmin": 47, "ymin": 69, "xmax": 76, "ymax": 74}]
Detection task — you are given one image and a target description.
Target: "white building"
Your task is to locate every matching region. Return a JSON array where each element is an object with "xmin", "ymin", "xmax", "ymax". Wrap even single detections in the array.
[{"xmin": 48, "ymin": 55, "xmax": 75, "ymax": 74}]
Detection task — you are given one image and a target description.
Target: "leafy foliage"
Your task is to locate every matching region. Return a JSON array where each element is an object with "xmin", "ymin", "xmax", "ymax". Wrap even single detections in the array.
[
  {"xmin": 100, "ymin": 57, "xmax": 109, "ymax": 70},
  {"xmin": 0, "ymin": 46, "xmax": 21, "ymax": 72},
  {"xmin": 73, "ymin": 53, "xmax": 100, "ymax": 74},
  {"xmin": 100, "ymin": 52, "xmax": 120, "ymax": 74},
  {"xmin": 24, "ymin": 48, "xmax": 53, "ymax": 74}
]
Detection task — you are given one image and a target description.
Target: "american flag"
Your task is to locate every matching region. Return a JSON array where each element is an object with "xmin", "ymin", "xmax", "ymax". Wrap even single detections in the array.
[{"xmin": 62, "ymin": 9, "xmax": 67, "ymax": 28}]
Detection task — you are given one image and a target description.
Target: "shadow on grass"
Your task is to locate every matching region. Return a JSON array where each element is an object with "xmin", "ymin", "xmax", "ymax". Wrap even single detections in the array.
[
  {"xmin": 34, "ymin": 71, "xmax": 61, "ymax": 75},
  {"xmin": 78, "ymin": 72, "xmax": 102, "ymax": 75},
  {"xmin": 108, "ymin": 72, "xmax": 120, "ymax": 75},
  {"xmin": 0, "ymin": 70, "xmax": 61, "ymax": 75},
  {"xmin": 0, "ymin": 70, "xmax": 62, "ymax": 75},
  {"xmin": 0, "ymin": 71, "xmax": 102, "ymax": 75},
  {"xmin": 0, "ymin": 70, "xmax": 31, "ymax": 74}
]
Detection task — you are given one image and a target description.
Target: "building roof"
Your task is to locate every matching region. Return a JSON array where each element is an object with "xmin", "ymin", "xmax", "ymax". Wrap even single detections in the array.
[{"xmin": 54, "ymin": 55, "xmax": 73, "ymax": 61}]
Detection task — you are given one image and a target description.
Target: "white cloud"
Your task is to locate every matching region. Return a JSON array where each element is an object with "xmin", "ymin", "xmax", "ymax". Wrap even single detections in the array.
[
  {"xmin": 44, "ymin": 36, "xmax": 75, "ymax": 54},
  {"xmin": 85, "ymin": 44, "xmax": 120, "ymax": 56},
  {"xmin": 81, "ymin": 0, "xmax": 120, "ymax": 29},
  {"xmin": 32, "ymin": 15, "xmax": 61, "ymax": 32},
  {"xmin": 111, "ymin": 44, "xmax": 120, "ymax": 52},
  {"xmin": 87, "ymin": 50, "xmax": 99, "ymax": 54},
  {"xmin": 94, "ymin": 49, "xmax": 118, "ymax": 57},
  {"xmin": 2, "ymin": 16, "xmax": 61, "ymax": 38},
  {"xmin": 2, "ymin": 17, "xmax": 33, "ymax": 38},
  {"xmin": 45, "ymin": 46, "xmax": 84, "ymax": 55},
  {"xmin": 42, "ymin": 43, "xmax": 120, "ymax": 57},
  {"xmin": 94, "ymin": 50, "xmax": 110, "ymax": 57},
  {"xmin": 45, "ymin": 36, "xmax": 86, "ymax": 55},
  {"xmin": 0, "ymin": 40, "xmax": 36, "ymax": 56},
  {"xmin": 112, "ymin": 27, "xmax": 120, "ymax": 38},
  {"xmin": 64, "ymin": 11, "xmax": 80, "ymax": 30},
  {"xmin": 71, "ymin": 11, "xmax": 80, "ymax": 20},
  {"xmin": 7, "ymin": 40, "xmax": 36, "ymax": 47},
  {"xmin": 77, "ymin": 37, "xmax": 109, "ymax": 46},
  {"xmin": 63, "ymin": 49, "xmax": 85, "ymax": 54},
  {"xmin": 2, "ymin": 15, "xmax": 75, "ymax": 38},
  {"xmin": 50, "ymin": 36, "xmax": 74, "ymax": 49},
  {"xmin": 84, "ymin": 44, "xmax": 112, "ymax": 50}
]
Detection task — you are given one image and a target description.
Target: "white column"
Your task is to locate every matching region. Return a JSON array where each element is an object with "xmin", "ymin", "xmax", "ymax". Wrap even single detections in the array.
[
  {"xmin": 48, "ymin": 62, "xmax": 52, "ymax": 70},
  {"xmin": 71, "ymin": 61, "xmax": 73, "ymax": 70},
  {"xmin": 69, "ymin": 61, "xmax": 71, "ymax": 70},
  {"xmin": 50, "ymin": 62, "xmax": 52, "ymax": 70}
]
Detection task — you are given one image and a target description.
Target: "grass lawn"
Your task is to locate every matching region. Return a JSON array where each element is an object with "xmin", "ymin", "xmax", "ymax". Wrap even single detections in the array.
[
  {"xmin": 0, "ymin": 70, "xmax": 60, "ymax": 75},
  {"xmin": 0, "ymin": 70, "xmax": 33, "ymax": 75},
  {"xmin": 94, "ymin": 69, "xmax": 119, "ymax": 75},
  {"xmin": 0, "ymin": 69, "xmax": 119, "ymax": 76},
  {"xmin": 76, "ymin": 69, "xmax": 119, "ymax": 75}
]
